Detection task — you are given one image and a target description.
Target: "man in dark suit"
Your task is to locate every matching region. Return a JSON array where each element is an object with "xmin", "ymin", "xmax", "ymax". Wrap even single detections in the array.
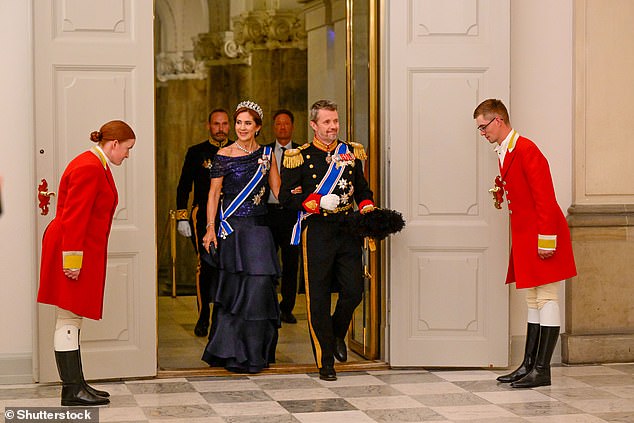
[
  {"xmin": 265, "ymin": 109, "xmax": 301, "ymax": 324},
  {"xmin": 176, "ymin": 109, "xmax": 232, "ymax": 337}
]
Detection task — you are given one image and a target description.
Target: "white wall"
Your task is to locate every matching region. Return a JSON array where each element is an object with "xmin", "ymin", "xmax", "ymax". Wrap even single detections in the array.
[
  {"xmin": 0, "ymin": 1, "xmax": 37, "ymax": 383},
  {"xmin": 509, "ymin": 0, "xmax": 573, "ymax": 350}
]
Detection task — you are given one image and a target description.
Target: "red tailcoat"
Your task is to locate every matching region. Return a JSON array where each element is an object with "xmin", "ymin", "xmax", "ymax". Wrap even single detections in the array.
[
  {"xmin": 501, "ymin": 136, "xmax": 576, "ymax": 288},
  {"xmin": 37, "ymin": 149, "xmax": 118, "ymax": 319}
]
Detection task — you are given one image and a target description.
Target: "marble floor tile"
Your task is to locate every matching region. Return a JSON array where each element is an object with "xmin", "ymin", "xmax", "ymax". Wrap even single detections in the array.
[
  {"xmin": 210, "ymin": 400, "xmax": 289, "ymax": 416},
  {"xmin": 327, "ymin": 384, "xmax": 402, "ymax": 398},
  {"xmin": 594, "ymin": 411, "xmax": 634, "ymax": 422},
  {"xmin": 499, "ymin": 400, "xmax": 584, "ymax": 417},
  {"xmin": 134, "ymin": 392, "xmax": 208, "ymax": 407},
  {"xmin": 372, "ymin": 371, "xmax": 445, "ymax": 385},
  {"xmin": 313, "ymin": 374, "xmax": 386, "ymax": 387},
  {"xmin": 127, "ymin": 381, "xmax": 196, "ymax": 395},
  {"xmin": 523, "ymin": 414, "xmax": 609, "ymax": 422},
  {"xmin": 413, "ymin": 392, "xmax": 491, "ymax": 407},
  {"xmin": 99, "ymin": 406, "xmax": 149, "ymax": 422},
  {"xmin": 553, "ymin": 366, "xmax": 628, "ymax": 377},
  {"xmin": 200, "ymin": 389, "xmax": 272, "ymax": 403},
  {"xmin": 189, "ymin": 378, "xmax": 260, "ymax": 392},
  {"xmin": 453, "ymin": 379, "xmax": 515, "ymax": 392},
  {"xmin": 222, "ymin": 415, "xmax": 301, "ymax": 423},
  {"xmin": 252, "ymin": 377, "xmax": 324, "ymax": 390},
  {"xmin": 264, "ymin": 387, "xmax": 339, "ymax": 401},
  {"xmin": 565, "ymin": 398, "xmax": 634, "ymax": 414},
  {"xmin": 277, "ymin": 397, "xmax": 356, "ymax": 414},
  {"xmin": 142, "ymin": 404, "xmax": 217, "ymax": 420},
  {"xmin": 606, "ymin": 364, "xmax": 634, "ymax": 374},
  {"xmin": 364, "ymin": 406, "xmax": 447, "ymax": 422},
  {"xmin": 432, "ymin": 370, "xmax": 500, "ymax": 382},
  {"xmin": 429, "ymin": 403, "xmax": 518, "ymax": 420},
  {"xmin": 573, "ymin": 375, "xmax": 634, "ymax": 388},
  {"xmin": 293, "ymin": 410, "xmax": 377, "ymax": 423},
  {"xmin": 392, "ymin": 381, "xmax": 468, "ymax": 395},
  {"xmin": 599, "ymin": 385, "xmax": 634, "ymax": 399},
  {"xmin": 545, "ymin": 387, "xmax": 623, "ymax": 402},
  {"xmin": 475, "ymin": 389, "xmax": 557, "ymax": 404},
  {"xmin": 344, "ymin": 395, "xmax": 424, "ymax": 410}
]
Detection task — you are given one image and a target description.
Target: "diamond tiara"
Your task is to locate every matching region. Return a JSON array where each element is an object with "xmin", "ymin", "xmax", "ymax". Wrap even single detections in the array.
[{"xmin": 236, "ymin": 100, "xmax": 263, "ymax": 120}]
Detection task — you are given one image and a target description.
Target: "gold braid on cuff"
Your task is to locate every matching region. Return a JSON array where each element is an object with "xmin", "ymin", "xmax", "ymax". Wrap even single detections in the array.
[{"xmin": 175, "ymin": 209, "xmax": 189, "ymax": 220}]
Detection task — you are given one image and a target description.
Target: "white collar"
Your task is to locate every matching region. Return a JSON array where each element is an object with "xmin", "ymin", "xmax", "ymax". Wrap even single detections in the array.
[{"xmin": 276, "ymin": 140, "xmax": 292, "ymax": 150}]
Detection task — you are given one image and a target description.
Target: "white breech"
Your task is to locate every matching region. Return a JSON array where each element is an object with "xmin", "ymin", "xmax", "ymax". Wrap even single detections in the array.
[
  {"xmin": 524, "ymin": 281, "xmax": 562, "ymax": 327},
  {"xmin": 54, "ymin": 307, "xmax": 83, "ymax": 351}
]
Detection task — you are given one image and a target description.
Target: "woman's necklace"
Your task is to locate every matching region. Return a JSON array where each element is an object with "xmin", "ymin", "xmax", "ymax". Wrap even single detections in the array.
[{"xmin": 235, "ymin": 142, "xmax": 256, "ymax": 155}]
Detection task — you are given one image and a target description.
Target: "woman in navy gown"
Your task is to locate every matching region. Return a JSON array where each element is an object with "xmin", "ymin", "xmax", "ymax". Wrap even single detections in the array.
[{"xmin": 201, "ymin": 100, "xmax": 281, "ymax": 373}]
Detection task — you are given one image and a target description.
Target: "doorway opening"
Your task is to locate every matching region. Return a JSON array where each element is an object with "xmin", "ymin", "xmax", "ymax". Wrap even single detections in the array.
[{"xmin": 154, "ymin": 0, "xmax": 381, "ymax": 373}]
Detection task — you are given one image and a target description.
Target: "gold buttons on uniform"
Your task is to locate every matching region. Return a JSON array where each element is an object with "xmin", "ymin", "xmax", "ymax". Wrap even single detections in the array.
[
  {"xmin": 306, "ymin": 155, "xmax": 311, "ymax": 159},
  {"xmin": 349, "ymin": 171, "xmax": 352, "ymax": 174},
  {"xmin": 309, "ymin": 164, "xmax": 314, "ymax": 168},
  {"xmin": 312, "ymin": 174, "xmax": 317, "ymax": 179}
]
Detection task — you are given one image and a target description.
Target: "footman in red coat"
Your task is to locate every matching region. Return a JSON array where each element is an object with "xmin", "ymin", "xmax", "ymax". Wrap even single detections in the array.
[
  {"xmin": 474, "ymin": 99, "xmax": 577, "ymax": 388},
  {"xmin": 37, "ymin": 120, "xmax": 136, "ymax": 406}
]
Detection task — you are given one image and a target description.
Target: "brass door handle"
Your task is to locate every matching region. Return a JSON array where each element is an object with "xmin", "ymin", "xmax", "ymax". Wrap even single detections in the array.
[{"xmin": 37, "ymin": 178, "xmax": 56, "ymax": 216}]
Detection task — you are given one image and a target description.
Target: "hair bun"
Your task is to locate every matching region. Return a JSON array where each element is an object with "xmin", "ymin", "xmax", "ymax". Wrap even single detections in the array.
[{"xmin": 90, "ymin": 131, "xmax": 102, "ymax": 142}]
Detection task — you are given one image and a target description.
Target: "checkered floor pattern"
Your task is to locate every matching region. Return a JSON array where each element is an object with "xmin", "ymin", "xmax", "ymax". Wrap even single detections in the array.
[{"xmin": 2, "ymin": 365, "xmax": 634, "ymax": 422}]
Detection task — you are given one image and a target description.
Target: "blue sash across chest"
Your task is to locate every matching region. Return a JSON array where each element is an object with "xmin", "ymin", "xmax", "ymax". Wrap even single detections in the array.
[
  {"xmin": 218, "ymin": 146, "xmax": 272, "ymax": 239},
  {"xmin": 290, "ymin": 143, "xmax": 349, "ymax": 245}
]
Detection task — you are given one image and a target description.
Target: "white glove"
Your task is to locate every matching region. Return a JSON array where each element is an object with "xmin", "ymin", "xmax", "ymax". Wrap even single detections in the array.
[
  {"xmin": 177, "ymin": 221, "xmax": 192, "ymax": 237},
  {"xmin": 319, "ymin": 193, "xmax": 340, "ymax": 211}
]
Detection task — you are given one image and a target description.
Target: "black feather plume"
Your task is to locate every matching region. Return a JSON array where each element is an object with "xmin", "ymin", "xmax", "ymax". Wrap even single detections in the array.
[{"xmin": 348, "ymin": 208, "xmax": 405, "ymax": 240}]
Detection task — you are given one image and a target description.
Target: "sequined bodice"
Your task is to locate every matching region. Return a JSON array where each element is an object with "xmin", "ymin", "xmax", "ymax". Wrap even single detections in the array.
[{"xmin": 210, "ymin": 148, "xmax": 268, "ymax": 217}]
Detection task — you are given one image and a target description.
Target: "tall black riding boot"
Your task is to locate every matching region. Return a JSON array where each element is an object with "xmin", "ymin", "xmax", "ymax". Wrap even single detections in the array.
[
  {"xmin": 511, "ymin": 326, "xmax": 560, "ymax": 388},
  {"xmin": 78, "ymin": 346, "xmax": 110, "ymax": 397},
  {"xmin": 55, "ymin": 350, "xmax": 110, "ymax": 406},
  {"xmin": 497, "ymin": 323, "xmax": 540, "ymax": 383}
]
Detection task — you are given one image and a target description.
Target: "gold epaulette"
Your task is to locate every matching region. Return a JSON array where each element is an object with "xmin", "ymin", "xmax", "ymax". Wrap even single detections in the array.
[
  {"xmin": 175, "ymin": 209, "xmax": 189, "ymax": 220},
  {"xmin": 349, "ymin": 142, "xmax": 368, "ymax": 160},
  {"xmin": 283, "ymin": 143, "xmax": 310, "ymax": 168}
]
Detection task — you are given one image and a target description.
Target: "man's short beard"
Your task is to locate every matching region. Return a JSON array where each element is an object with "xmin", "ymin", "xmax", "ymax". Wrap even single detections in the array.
[{"xmin": 212, "ymin": 132, "xmax": 227, "ymax": 142}]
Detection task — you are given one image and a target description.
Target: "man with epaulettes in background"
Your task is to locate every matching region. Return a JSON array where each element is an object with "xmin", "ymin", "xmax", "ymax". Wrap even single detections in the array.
[
  {"xmin": 279, "ymin": 99, "xmax": 375, "ymax": 381},
  {"xmin": 175, "ymin": 109, "xmax": 232, "ymax": 337}
]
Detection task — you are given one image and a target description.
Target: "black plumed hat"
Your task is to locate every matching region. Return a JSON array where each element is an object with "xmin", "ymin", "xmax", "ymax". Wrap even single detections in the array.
[{"xmin": 349, "ymin": 208, "xmax": 405, "ymax": 240}]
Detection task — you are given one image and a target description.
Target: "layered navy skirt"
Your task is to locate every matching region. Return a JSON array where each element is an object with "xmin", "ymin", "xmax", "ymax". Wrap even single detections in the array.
[{"xmin": 201, "ymin": 215, "xmax": 281, "ymax": 373}]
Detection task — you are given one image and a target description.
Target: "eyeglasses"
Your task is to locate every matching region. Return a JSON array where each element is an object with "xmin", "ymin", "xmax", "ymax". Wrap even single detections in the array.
[{"xmin": 477, "ymin": 117, "xmax": 496, "ymax": 133}]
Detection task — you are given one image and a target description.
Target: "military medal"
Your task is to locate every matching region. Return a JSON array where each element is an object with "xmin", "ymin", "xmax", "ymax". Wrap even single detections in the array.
[
  {"xmin": 258, "ymin": 151, "xmax": 271, "ymax": 175},
  {"xmin": 326, "ymin": 151, "xmax": 332, "ymax": 164}
]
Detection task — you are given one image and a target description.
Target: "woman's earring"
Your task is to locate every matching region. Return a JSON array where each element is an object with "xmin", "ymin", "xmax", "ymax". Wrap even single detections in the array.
[{"xmin": 255, "ymin": 130, "xmax": 260, "ymax": 136}]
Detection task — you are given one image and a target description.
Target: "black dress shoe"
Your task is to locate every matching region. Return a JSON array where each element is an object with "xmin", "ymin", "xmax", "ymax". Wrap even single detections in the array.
[
  {"xmin": 194, "ymin": 319, "xmax": 209, "ymax": 337},
  {"xmin": 280, "ymin": 311, "xmax": 297, "ymax": 324},
  {"xmin": 334, "ymin": 337, "xmax": 347, "ymax": 362},
  {"xmin": 319, "ymin": 366, "xmax": 337, "ymax": 381}
]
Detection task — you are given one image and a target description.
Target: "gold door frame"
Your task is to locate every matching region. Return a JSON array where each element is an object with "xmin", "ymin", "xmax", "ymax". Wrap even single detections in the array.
[{"xmin": 346, "ymin": 0, "xmax": 381, "ymax": 360}]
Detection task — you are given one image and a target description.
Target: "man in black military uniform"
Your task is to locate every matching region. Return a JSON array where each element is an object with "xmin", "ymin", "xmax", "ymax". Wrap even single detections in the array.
[
  {"xmin": 264, "ymin": 109, "xmax": 301, "ymax": 324},
  {"xmin": 176, "ymin": 109, "xmax": 232, "ymax": 337},
  {"xmin": 279, "ymin": 99, "xmax": 375, "ymax": 381}
]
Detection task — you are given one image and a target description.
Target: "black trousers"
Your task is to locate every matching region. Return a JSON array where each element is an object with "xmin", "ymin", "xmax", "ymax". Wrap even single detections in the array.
[
  {"xmin": 267, "ymin": 204, "xmax": 300, "ymax": 314},
  {"xmin": 191, "ymin": 205, "xmax": 219, "ymax": 323},
  {"xmin": 302, "ymin": 217, "xmax": 363, "ymax": 368}
]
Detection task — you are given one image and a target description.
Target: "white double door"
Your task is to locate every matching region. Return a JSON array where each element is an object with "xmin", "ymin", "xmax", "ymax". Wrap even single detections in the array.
[{"xmin": 34, "ymin": 0, "xmax": 512, "ymax": 379}]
